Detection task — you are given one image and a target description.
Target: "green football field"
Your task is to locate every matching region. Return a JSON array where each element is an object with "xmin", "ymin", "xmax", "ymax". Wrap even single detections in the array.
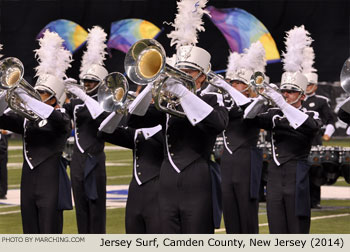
[{"xmin": 0, "ymin": 138, "xmax": 349, "ymax": 234}]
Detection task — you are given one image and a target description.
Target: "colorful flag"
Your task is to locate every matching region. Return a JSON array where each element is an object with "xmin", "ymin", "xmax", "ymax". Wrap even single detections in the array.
[
  {"xmin": 107, "ymin": 19, "xmax": 161, "ymax": 53},
  {"xmin": 37, "ymin": 19, "xmax": 88, "ymax": 53},
  {"xmin": 206, "ymin": 6, "xmax": 280, "ymax": 63}
]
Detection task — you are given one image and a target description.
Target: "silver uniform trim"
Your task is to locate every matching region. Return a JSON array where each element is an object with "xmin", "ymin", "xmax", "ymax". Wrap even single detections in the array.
[
  {"xmin": 271, "ymin": 114, "xmax": 283, "ymax": 166},
  {"xmin": 165, "ymin": 114, "xmax": 181, "ymax": 173},
  {"xmin": 73, "ymin": 104, "xmax": 85, "ymax": 153},
  {"xmin": 222, "ymin": 130, "xmax": 232, "ymax": 155},
  {"xmin": 23, "ymin": 119, "xmax": 34, "ymax": 169},
  {"xmin": 133, "ymin": 129, "xmax": 143, "ymax": 185}
]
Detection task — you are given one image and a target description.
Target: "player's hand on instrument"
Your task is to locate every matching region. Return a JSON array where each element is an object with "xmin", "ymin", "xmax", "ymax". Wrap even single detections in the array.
[
  {"xmin": 164, "ymin": 81, "xmax": 189, "ymax": 98},
  {"xmin": 67, "ymin": 85, "xmax": 87, "ymax": 102}
]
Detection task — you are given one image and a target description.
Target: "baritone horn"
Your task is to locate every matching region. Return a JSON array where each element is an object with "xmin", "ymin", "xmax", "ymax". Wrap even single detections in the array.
[
  {"xmin": 0, "ymin": 57, "xmax": 42, "ymax": 120},
  {"xmin": 97, "ymin": 72, "xmax": 134, "ymax": 113},
  {"xmin": 124, "ymin": 39, "xmax": 195, "ymax": 117}
]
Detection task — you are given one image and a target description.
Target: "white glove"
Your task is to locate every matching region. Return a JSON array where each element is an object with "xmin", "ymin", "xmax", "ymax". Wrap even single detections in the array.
[
  {"xmin": 165, "ymin": 82, "xmax": 213, "ymax": 125},
  {"xmin": 67, "ymin": 86, "xmax": 87, "ymax": 102},
  {"xmin": 264, "ymin": 86, "xmax": 308, "ymax": 129},
  {"xmin": 128, "ymin": 84, "xmax": 152, "ymax": 116},
  {"xmin": 243, "ymin": 96, "xmax": 265, "ymax": 119},
  {"xmin": 164, "ymin": 81, "xmax": 189, "ymax": 98},
  {"xmin": 64, "ymin": 78, "xmax": 78, "ymax": 85},
  {"xmin": 211, "ymin": 77, "xmax": 250, "ymax": 106},
  {"xmin": 201, "ymin": 84, "xmax": 218, "ymax": 95},
  {"xmin": 263, "ymin": 86, "xmax": 286, "ymax": 108},
  {"xmin": 0, "ymin": 91, "xmax": 8, "ymax": 116},
  {"xmin": 15, "ymin": 88, "xmax": 54, "ymax": 119}
]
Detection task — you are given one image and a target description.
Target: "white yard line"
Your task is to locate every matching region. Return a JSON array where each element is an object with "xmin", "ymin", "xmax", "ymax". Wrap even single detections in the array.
[
  {"xmin": 107, "ymin": 175, "xmax": 132, "ymax": 180},
  {"xmin": 7, "ymin": 162, "xmax": 131, "ymax": 170},
  {"xmin": 8, "ymin": 146, "xmax": 129, "ymax": 151},
  {"xmin": 0, "ymin": 210, "xmax": 21, "ymax": 215}
]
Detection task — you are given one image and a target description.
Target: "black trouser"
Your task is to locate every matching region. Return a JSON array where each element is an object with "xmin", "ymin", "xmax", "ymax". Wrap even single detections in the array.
[
  {"xmin": 125, "ymin": 177, "xmax": 160, "ymax": 233},
  {"xmin": 159, "ymin": 158, "xmax": 214, "ymax": 234},
  {"xmin": 21, "ymin": 156, "xmax": 63, "ymax": 234},
  {"xmin": 221, "ymin": 147, "xmax": 259, "ymax": 234},
  {"xmin": 309, "ymin": 175, "xmax": 321, "ymax": 207},
  {"xmin": 70, "ymin": 150, "xmax": 106, "ymax": 234},
  {"xmin": 267, "ymin": 161, "xmax": 310, "ymax": 234},
  {"xmin": 0, "ymin": 153, "xmax": 8, "ymax": 197}
]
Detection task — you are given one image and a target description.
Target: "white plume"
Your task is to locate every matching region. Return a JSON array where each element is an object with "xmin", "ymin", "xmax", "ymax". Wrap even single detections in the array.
[
  {"xmin": 281, "ymin": 25, "xmax": 313, "ymax": 72},
  {"xmin": 302, "ymin": 46, "xmax": 316, "ymax": 74},
  {"xmin": 34, "ymin": 30, "xmax": 72, "ymax": 80},
  {"xmin": 226, "ymin": 51, "xmax": 242, "ymax": 75},
  {"xmin": 240, "ymin": 41, "xmax": 266, "ymax": 72},
  {"xmin": 80, "ymin": 26, "xmax": 107, "ymax": 77},
  {"xmin": 0, "ymin": 44, "xmax": 3, "ymax": 59},
  {"xmin": 167, "ymin": 0, "xmax": 209, "ymax": 49}
]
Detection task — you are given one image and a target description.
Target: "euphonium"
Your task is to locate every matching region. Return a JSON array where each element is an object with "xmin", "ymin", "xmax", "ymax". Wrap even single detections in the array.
[
  {"xmin": 97, "ymin": 72, "xmax": 133, "ymax": 113},
  {"xmin": 124, "ymin": 39, "xmax": 195, "ymax": 117},
  {"xmin": 0, "ymin": 57, "xmax": 42, "ymax": 120}
]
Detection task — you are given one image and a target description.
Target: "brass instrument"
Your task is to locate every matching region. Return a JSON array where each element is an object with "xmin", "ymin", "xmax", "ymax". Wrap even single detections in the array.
[
  {"xmin": 124, "ymin": 39, "xmax": 195, "ymax": 117},
  {"xmin": 0, "ymin": 57, "xmax": 42, "ymax": 120},
  {"xmin": 250, "ymin": 71, "xmax": 278, "ymax": 99},
  {"xmin": 340, "ymin": 57, "xmax": 350, "ymax": 94},
  {"xmin": 97, "ymin": 72, "xmax": 133, "ymax": 113}
]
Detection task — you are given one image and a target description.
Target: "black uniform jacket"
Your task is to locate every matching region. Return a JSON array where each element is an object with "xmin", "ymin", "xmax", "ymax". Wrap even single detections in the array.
[
  {"xmin": 128, "ymin": 93, "xmax": 229, "ymax": 171},
  {"xmin": 99, "ymin": 125, "xmax": 163, "ymax": 185},
  {"xmin": 251, "ymin": 107, "xmax": 322, "ymax": 166},
  {"xmin": 64, "ymin": 98, "xmax": 109, "ymax": 154},
  {"xmin": 0, "ymin": 109, "xmax": 71, "ymax": 168},
  {"xmin": 223, "ymin": 96, "xmax": 260, "ymax": 153},
  {"xmin": 303, "ymin": 94, "xmax": 337, "ymax": 145}
]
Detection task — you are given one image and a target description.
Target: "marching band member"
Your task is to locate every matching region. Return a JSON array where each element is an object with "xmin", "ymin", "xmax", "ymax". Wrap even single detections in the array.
[
  {"xmin": 244, "ymin": 26, "xmax": 322, "ymax": 233},
  {"xmin": 63, "ymin": 26, "xmax": 109, "ymax": 233},
  {"xmin": 98, "ymin": 122, "xmax": 164, "ymax": 233},
  {"xmin": 0, "ymin": 31, "xmax": 72, "ymax": 233},
  {"xmin": 128, "ymin": 0, "xmax": 229, "ymax": 233},
  {"xmin": 209, "ymin": 41, "xmax": 266, "ymax": 233},
  {"xmin": 301, "ymin": 46, "xmax": 337, "ymax": 209}
]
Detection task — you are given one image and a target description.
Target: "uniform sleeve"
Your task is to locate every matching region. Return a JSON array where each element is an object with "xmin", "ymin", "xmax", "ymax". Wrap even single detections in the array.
[
  {"xmin": 320, "ymin": 100, "xmax": 337, "ymax": 125},
  {"xmin": 98, "ymin": 127, "xmax": 135, "ymax": 149},
  {"xmin": 128, "ymin": 104, "xmax": 166, "ymax": 129},
  {"xmin": 248, "ymin": 109, "xmax": 276, "ymax": 130},
  {"xmin": 294, "ymin": 111, "xmax": 322, "ymax": 135},
  {"xmin": 195, "ymin": 93, "xmax": 229, "ymax": 135},
  {"xmin": 338, "ymin": 108, "xmax": 350, "ymax": 124},
  {"xmin": 63, "ymin": 100, "xmax": 74, "ymax": 119},
  {"xmin": 43, "ymin": 109, "xmax": 72, "ymax": 134},
  {"xmin": 0, "ymin": 111, "xmax": 25, "ymax": 134}
]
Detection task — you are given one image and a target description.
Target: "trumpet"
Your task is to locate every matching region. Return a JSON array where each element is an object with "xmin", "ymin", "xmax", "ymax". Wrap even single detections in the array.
[
  {"xmin": 250, "ymin": 71, "xmax": 278, "ymax": 99},
  {"xmin": 0, "ymin": 57, "xmax": 42, "ymax": 120},
  {"xmin": 207, "ymin": 71, "xmax": 227, "ymax": 90},
  {"xmin": 97, "ymin": 72, "xmax": 133, "ymax": 114},
  {"xmin": 124, "ymin": 39, "xmax": 195, "ymax": 117}
]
